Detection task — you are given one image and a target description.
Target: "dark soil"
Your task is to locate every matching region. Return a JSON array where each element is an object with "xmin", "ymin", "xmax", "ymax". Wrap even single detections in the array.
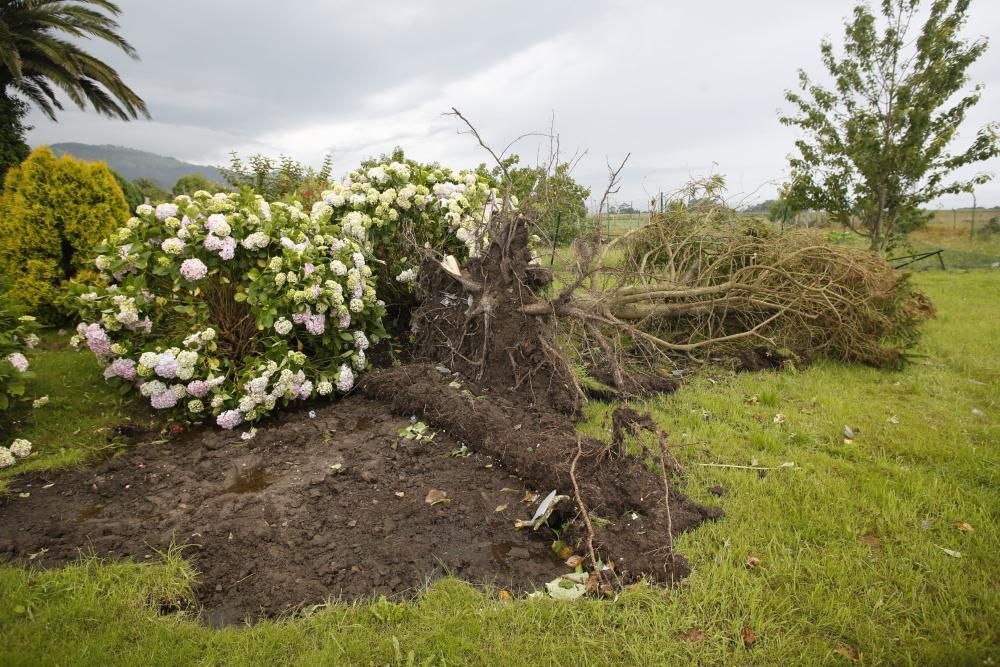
[
  {"xmin": 363, "ymin": 365, "xmax": 722, "ymax": 585},
  {"xmin": 0, "ymin": 397, "xmax": 583, "ymax": 624}
]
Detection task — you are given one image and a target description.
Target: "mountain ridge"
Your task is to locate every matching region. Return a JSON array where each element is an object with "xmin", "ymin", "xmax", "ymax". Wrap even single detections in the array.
[{"xmin": 46, "ymin": 143, "xmax": 226, "ymax": 190}]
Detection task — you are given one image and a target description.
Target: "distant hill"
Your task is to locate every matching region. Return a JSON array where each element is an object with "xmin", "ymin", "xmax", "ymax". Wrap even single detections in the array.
[{"xmin": 47, "ymin": 143, "xmax": 226, "ymax": 190}]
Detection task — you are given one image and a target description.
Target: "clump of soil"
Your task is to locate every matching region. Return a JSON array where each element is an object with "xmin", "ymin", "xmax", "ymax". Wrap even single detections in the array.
[
  {"xmin": 408, "ymin": 217, "xmax": 582, "ymax": 414},
  {"xmin": 362, "ymin": 365, "xmax": 721, "ymax": 585},
  {"xmin": 0, "ymin": 397, "xmax": 580, "ymax": 624}
]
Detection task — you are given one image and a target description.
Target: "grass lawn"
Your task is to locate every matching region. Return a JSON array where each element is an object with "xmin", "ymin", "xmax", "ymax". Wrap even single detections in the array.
[{"xmin": 1, "ymin": 270, "xmax": 997, "ymax": 665}]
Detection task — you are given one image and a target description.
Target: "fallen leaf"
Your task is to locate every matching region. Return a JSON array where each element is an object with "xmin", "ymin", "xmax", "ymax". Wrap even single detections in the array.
[
  {"xmin": 41, "ymin": 483, "xmax": 54, "ymax": 489},
  {"xmin": 424, "ymin": 489, "xmax": 449, "ymax": 505},
  {"xmin": 834, "ymin": 643, "xmax": 860, "ymax": 663},
  {"xmin": 676, "ymin": 628, "xmax": 707, "ymax": 643},
  {"xmin": 514, "ymin": 490, "xmax": 568, "ymax": 530},
  {"xmin": 861, "ymin": 534, "xmax": 881, "ymax": 548},
  {"xmin": 954, "ymin": 521, "xmax": 974, "ymax": 534},
  {"xmin": 521, "ymin": 490, "xmax": 539, "ymax": 504},
  {"xmin": 888, "ymin": 415, "xmax": 900, "ymax": 424},
  {"xmin": 498, "ymin": 590, "xmax": 513, "ymax": 602},
  {"xmin": 746, "ymin": 395, "xmax": 759, "ymax": 405},
  {"xmin": 742, "ymin": 625, "xmax": 756, "ymax": 649},
  {"xmin": 17, "ymin": 492, "xmax": 29, "ymax": 498},
  {"xmin": 778, "ymin": 461, "xmax": 795, "ymax": 469},
  {"xmin": 565, "ymin": 554, "xmax": 585, "ymax": 568},
  {"xmin": 494, "ymin": 504, "xmax": 508, "ymax": 513},
  {"xmin": 843, "ymin": 425, "xmax": 855, "ymax": 440},
  {"xmin": 394, "ymin": 491, "xmax": 405, "ymax": 498},
  {"xmin": 544, "ymin": 572, "xmax": 588, "ymax": 600},
  {"xmin": 746, "ymin": 556, "xmax": 762, "ymax": 569},
  {"xmin": 556, "ymin": 544, "xmax": 574, "ymax": 560},
  {"xmin": 937, "ymin": 546, "xmax": 962, "ymax": 558}
]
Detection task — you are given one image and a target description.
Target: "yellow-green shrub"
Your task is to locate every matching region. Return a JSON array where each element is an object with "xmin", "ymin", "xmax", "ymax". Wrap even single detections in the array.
[{"xmin": 0, "ymin": 147, "xmax": 129, "ymax": 318}]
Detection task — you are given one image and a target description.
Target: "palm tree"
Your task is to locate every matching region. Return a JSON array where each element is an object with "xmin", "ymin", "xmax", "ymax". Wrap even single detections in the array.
[{"xmin": 0, "ymin": 0, "xmax": 148, "ymax": 122}]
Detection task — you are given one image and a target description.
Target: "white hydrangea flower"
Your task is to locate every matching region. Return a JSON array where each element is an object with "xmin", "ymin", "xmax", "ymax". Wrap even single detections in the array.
[{"xmin": 10, "ymin": 439, "xmax": 32, "ymax": 458}]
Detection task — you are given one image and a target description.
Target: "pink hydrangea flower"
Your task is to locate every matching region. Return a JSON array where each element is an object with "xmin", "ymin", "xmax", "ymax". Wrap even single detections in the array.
[
  {"xmin": 107, "ymin": 358, "xmax": 136, "ymax": 380},
  {"xmin": 186, "ymin": 380, "xmax": 210, "ymax": 397},
  {"xmin": 180, "ymin": 258, "xmax": 208, "ymax": 281},
  {"xmin": 150, "ymin": 391, "xmax": 179, "ymax": 409},
  {"xmin": 5, "ymin": 352, "xmax": 28, "ymax": 372},
  {"xmin": 216, "ymin": 409, "xmax": 243, "ymax": 429}
]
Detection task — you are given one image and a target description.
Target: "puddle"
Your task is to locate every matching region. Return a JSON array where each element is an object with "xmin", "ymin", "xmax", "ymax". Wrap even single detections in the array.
[
  {"xmin": 76, "ymin": 503, "xmax": 105, "ymax": 522},
  {"xmin": 491, "ymin": 542, "xmax": 565, "ymax": 570},
  {"xmin": 224, "ymin": 468, "xmax": 272, "ymax": 494}
]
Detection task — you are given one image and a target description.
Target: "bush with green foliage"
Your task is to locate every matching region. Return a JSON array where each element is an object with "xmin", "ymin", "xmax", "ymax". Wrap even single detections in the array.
[
  {"xmin": 326, "ymin": 151, "xmax": 496, "ymax": 305},
  {"xmin": 112, "ymin": 170, "xmax": 145, "ymax": 211},
  {"xmin": 222, "ymin": 152, "xmax": 332, "ymax": 205},
  {"xmin": 0, "ymin": 147, "xmax": 129, "ymax": 318},
  {"xmin": 65, "ymin": 155, "xmax": 495, "ymax": 429},
  {"xmin": 0, "ymin": 284, "xmax": 40, "ymax": 410},
  {"xmin": 172, "ymin": 173, "xmax": 223, "ymax": 197},
  {"xmin": 67, "ymin": 191, "xmax": 386, "ymax": 429},
  {"xmin": 477, "ymin": 156, "xmax": 589, "ymax": 244}
]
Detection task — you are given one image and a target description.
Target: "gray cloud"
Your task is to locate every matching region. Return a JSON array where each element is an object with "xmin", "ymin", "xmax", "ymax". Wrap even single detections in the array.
[{"xmin": 26, "ymin": 0, "xmax": 1000, "ymax": 208}]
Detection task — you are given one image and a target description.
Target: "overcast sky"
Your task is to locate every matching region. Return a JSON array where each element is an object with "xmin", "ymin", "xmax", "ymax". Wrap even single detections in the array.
[{"xmin": 25, "ymin": 0, "xmax": 1000, "ymax": 209}]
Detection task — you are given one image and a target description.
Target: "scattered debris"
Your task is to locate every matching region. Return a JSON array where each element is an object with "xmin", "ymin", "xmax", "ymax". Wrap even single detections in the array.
[
  {"xmin": 695, "ymin": 461, "xmax": 795, "ymax": 471},
  {"xmin": 954, "ymin": 521, "xmax": 974, "ymax": 534},
  {"xmin": 937, "ymin": 546, "xmax": 962, "ymax": 558},
  {"xmin": 742, "ymin": 625, "xmax": 757, "ymax": 649},
  {"xmin": 424, "ymin": 489, "xmax": 449, "ymax": 506},
  {"xmin": 843, "ymin": 425, "xmax": 855, "ymax": 441},
  {"xmin": 514, "ymin": 489, "xmax": 568, "ymax": 530},
  {"xmin": 834, "ymin": 643, "xmax": 861, "ymax": 663},
  {"xmin": 746, "ymin": 556, "xmax": 762, "ymax": 569},
  {"xmin": 399, "ymin": 421, "xmax": 435, "ymax": 442},
  {"xmin": 543, "ymin": 572, "xmax": 588, "ymax": 600}
]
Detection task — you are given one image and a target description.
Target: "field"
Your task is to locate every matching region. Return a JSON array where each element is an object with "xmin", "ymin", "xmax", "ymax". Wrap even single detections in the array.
[{"xmin": 1, "ymin": 269, "xmax": 997, "ymax": 665}]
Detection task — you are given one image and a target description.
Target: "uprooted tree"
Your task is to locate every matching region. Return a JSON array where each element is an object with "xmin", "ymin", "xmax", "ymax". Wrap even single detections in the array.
[{"xmin": 407, "ymin": 122, "xmax": 933, "ymax": 411}]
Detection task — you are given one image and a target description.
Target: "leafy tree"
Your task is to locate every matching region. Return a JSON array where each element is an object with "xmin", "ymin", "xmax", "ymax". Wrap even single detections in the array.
[
  {"xmin": 0, "ymin": 94, "xmax": 28, "ymax": 178},
  {"xmin": 476, "ymin": 155, "xmax": 590, "ymax": 244},
  {"xmin": 0, "ymin": 1, "xmax": 148, "ymax": 171},
  {"xmin": 767, "ymin": 187, "xmax": 798, "ymax": 230},
  {"xmin": 781, "ymin": 0, "xmax": 999, "ymax": 252},
  {"xmin": 221, "ymin": 151, "xmax": 332, "ymax": 203},
  {"xmin": 0, "ymin": 146, "xmax": 129, "ymax": 318},
  {"xmin": 172, "ymin": 172, "xmax": 222, "ymax": 196},
  {"xmin": 132, "ymin": 177, "xmax": 168, "ymax": 203},
  {"xmin": 111, "ymin": 169, "xmax": 142, "ymax": 211}
]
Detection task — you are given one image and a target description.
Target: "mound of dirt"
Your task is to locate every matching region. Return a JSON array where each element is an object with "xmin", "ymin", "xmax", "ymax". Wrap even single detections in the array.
[
  {"xmin": 0, "ymin": 397, "xmax": 581, "ymax": 624},
  {"xmin": 362, "ymin": 364, "xmax": 722, "ymax": 585}
]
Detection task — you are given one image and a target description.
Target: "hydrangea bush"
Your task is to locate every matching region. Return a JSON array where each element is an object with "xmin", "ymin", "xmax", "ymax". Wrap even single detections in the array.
[
  {"xmin": 68, "ymin": 190, "xmax": 386, "ymax": 428},
  {"xmin": 67, "ymin": 156, "xmax": 496, "ymax": 429},
  {"xmin": 317, "ymin": 154, "xmax": 497, "ymax": 303},
  {"xmin": 0, "ymin": 288, "xmax": 40, "ymax": 410}
]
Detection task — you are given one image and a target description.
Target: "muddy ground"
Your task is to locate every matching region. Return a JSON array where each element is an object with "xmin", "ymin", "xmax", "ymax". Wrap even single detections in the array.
[
  {"xmin": 0, "ymin": 376, "xmax": 721, "ymax": 626},
  {"xmin": 0, "ymin": 397, "xmax": 588, "ymax": 624}
]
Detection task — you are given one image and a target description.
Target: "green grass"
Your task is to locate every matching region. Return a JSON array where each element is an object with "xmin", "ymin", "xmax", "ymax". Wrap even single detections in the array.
[
  {"xmin": 1, "ymin": 271, "xmax": 997, "ymax": 665},
  {"xmin": 0, "ymin": 333, "xmax": 159, "ymax": 490}
]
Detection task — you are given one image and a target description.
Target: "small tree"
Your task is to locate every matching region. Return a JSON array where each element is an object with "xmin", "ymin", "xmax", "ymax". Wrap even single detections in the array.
[
  {"xmin": 133, "ymin": 177, "xmax": 169, "ymax": 203},
  {"xmin": 0, "ymin": 147, "xmax": 129, "ymax": 317},
  {"xmin": 172, "ymin": 172, "xmax": 222, "ymax": 196},
  {"xmin": 781, "ymin": 0, "xmax": 999, "ymax": 252},
  {"xmin": 221, "ymin": 152, "xmax": 332, "ymax": 203},
  {"xmin": 477, "ymin": 155, "xmax": 590, "ymax": 244},
  {"xmin": 112, "ymin": 170, "xmax": 144, "ymax": 211}
]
